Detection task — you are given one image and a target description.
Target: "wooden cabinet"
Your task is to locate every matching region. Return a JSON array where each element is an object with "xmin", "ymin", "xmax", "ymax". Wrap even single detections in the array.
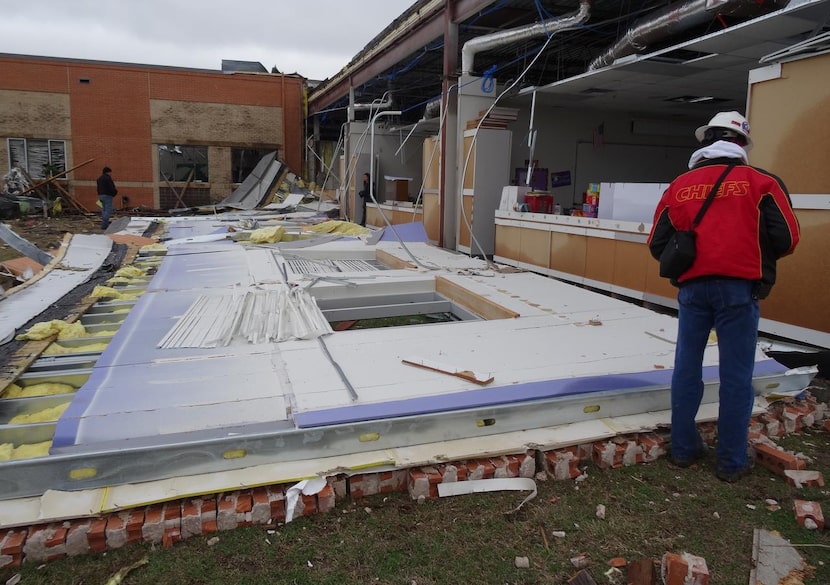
[
  {"xmin": 458, "ymin": 128, "xmax": 512, "ymax": 256},
  {"xmin": 422, "ymin": 135, "xmax": 441, "ymax": 243}
]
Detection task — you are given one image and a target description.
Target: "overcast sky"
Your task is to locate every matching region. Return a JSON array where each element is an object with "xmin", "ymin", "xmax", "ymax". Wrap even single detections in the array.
[{"xmin": 1, "ymin": 0, "xmax": 415, "ymax": 80}]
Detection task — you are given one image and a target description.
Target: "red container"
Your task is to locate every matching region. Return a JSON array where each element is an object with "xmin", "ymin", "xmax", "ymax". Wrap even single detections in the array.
[{"xmin": 526, "ymin": 194, "xmax": 553, "ymax": 213}]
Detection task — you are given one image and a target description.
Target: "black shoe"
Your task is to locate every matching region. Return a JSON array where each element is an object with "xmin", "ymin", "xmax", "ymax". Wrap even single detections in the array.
[
  {"xmin": 716, "ymin": 457, "xmax": 756, "ymax": 483},
  {"xmin": 669, "ymin": 446, "xmax": 707, "ymax": 468}
]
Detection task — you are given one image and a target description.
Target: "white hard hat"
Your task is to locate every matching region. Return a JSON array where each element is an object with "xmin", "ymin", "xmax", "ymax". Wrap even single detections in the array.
[{"xmin": 695, "ymin": 111, "xmax": 753, "ymax": 151}]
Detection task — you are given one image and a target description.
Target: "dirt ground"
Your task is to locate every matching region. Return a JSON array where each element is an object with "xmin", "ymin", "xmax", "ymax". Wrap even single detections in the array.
[{"xmin": 0, "ymin": 212, "xmax": 109, "ymax": 263}]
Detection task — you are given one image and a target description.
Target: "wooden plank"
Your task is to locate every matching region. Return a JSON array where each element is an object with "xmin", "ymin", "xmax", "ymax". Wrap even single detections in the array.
[
  {"xmin": 15, "ymin": 158, "xmax": 95, "ymax": 198},
  {"xmin": 435, "ymin": 275, "xmax": 519, "ymax": 320},
  {"xmin": 375, "ymin": 249, "xmax": 416, "ymax": 270}
]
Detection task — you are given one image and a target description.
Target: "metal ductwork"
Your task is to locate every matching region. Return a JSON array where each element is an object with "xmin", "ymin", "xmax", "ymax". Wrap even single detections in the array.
[
  {"xmin": 423, "ymin": 97, "xmax": 442, "ymax": 120},
  {"xmin": 461, "ymin": 0, "xmax": 591, "ymax": 75},
  {"xmin": 588, "ymin": 0, "xmax": 790, "ymax": 71},
  {"xmin": 349, "ymin": 93, "xmax": 394, "ymax": 120}
]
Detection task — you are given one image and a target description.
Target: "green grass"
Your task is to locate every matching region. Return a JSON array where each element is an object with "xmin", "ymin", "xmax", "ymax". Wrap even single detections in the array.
[{"xmin": 2, "ymin": 429, "xmax": 829, "ymax": 584}]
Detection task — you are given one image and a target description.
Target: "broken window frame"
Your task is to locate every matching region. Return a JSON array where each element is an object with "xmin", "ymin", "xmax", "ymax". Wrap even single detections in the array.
[
  {"xmin": 6, "ymin": 138, "xmax": 66, "ymax": 180},
  {"xmin": 157, "ymin": 144, "xmax": 209, "ymax": 182}
]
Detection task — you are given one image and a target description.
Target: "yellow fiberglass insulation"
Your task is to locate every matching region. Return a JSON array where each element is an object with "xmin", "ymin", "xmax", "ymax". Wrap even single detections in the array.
[
  {"xmin": 249, "ymin": 225, "xmax": 286, "ymax": 244},
  {"xmin": 1, "ymin": 439, "xmax": 55, "ymax": 461},
  {"xmin": 9, "ymin": 402, "xmax": 70, "ymax": 425},
  {"xmin": 306, "ymin": 220, "xmax": 369, "ymax": 236},
  {"xmin": 89, "ymin": 285, "xmax": 143, "ymax": 301},
  {"xmin": 43, "ymin": 341, "xmax": 109, "ymax": 355},
  {"xmin": 3, "ymin": 382, "xmax": 75, "ymax": 399},
  {"xmin": 115, "ymin": 266, "xmax": 145, "ymax": 278},
  {"xmin": 139, "ymin": 243, "xmax": 167, "ymax": 253},
  {"xmin": 1, "ymin": 383, "xmax": 23, "ymax": 398},
  {"xmin": 16, "ymin": 319, "xmax": 83, "ymax": 341}
]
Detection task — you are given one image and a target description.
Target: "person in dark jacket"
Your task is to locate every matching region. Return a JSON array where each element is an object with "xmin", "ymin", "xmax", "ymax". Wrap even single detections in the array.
[
  {"xmin": 96, "ymin": 166, "xmax": 118, "ymax": 229},
  {"xmin": 358, "ymin": 172, "xmax": 372, "ymax": 227},
  {"xmin": 647, "ymin": 111, "xmax": 800, "ymax": 483}
]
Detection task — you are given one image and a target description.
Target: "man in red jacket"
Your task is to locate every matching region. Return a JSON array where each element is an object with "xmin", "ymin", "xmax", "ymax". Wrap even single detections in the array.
[{"xmin": 647, "ymin": 111, "xmax": 800, "ymax": 482}]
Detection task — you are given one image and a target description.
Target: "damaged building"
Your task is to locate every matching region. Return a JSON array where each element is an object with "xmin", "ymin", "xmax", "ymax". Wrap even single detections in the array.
[{"xmin": 1, "ymin": 0, "xmax": 829, "ymax": 577}]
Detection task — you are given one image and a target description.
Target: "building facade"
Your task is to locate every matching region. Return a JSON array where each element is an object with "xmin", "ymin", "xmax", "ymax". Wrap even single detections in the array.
[{"xmin": 0, "ymin": 54, "xmax": 305, "ymax": 210}]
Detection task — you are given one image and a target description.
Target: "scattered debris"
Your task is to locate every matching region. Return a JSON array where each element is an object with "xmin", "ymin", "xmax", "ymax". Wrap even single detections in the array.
[
  {"xmin": 608, "ymin": 556, "xmax": 626, "ymax": 568},
  {"xmin": 595, "ymin": 504, "xmax": 606, "ymax": 520},
  {"xmin": 207, "ymin": 537, "xmax": 220, "ymax": 546},
  {"xmin": 103, "ymin": 555, "xmax": 149, "ymax": 585},
  {"xmin": 793, "ymin": 500, "xmax": 824, "ymax": 530},
  {"xmin": 402, "ymin": 356, "xmax": 494, "ymax": 385},
  {"xmin": 785, "ymin": 469, "xmax": 826, "ymax": 489},
  {"xmin": 570, "ymin": 553, "xmax": 589, "ymax": 570},
  {"xmin": 603, "ymin": 566, "xmax": 624, "ymax": 584},
  {"xmin": 661, "ymin": 552, "xmax": 709, "ymax": 585},
  {"xmin": 750, "ymin": 529, "xmax": 812, "ymax": 585},
  {"xmin": 514, "ymin": 556, "xmax": 530, "ymax": 569},
  {"xmin": 437, "ymin": 477, "xmax": 537, "ymax": 515},
  {"xmin": 626, "ymin": 558, "xmax": 656, "ymax": 584},
  {"xmin": 567, "ymin": 568, "xmax": 598, "ymax": 584}
]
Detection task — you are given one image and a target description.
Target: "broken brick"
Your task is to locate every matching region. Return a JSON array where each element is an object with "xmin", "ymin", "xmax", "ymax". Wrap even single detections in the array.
[
  {"xmin": 794, "ymin": 500, "xmax": 825, "ymax": 530},
  {"xmin": 754, "ymin": 442, "xmax": 806, "ymax": 476}
]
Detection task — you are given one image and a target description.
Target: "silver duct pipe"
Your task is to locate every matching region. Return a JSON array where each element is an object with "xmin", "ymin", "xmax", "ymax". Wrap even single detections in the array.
[
  {"xmin": 588, "ymin": 0, "xmax": 786, "ymax": 71},
  {"xmin": 423, "ymin": 97, "xmax": 442, "ymax": 120},
  {"xmin": 461, "ymin": 0, "xmax": 591, "ymax": 75},
  {"xmin": 349, "ymin": 93, "xmax": 394, "ymax": 121}
]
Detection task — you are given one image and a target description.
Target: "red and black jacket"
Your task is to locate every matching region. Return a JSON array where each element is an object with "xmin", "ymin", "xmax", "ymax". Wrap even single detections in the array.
[{"xmin": 648, "ymin": 157, "xmax": 800, "ymax": 293}]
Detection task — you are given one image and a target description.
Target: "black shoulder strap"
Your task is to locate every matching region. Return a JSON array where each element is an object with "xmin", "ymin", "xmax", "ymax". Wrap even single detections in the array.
[{"xmin": 692, "ymin": 163, "xmax": 736, "ymax": 228}]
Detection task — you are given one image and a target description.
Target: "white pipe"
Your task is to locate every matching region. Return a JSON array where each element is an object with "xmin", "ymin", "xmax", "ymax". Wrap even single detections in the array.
[{"xmin": 461, "ymin": 0, "xmax": 591, "ymax": 75}]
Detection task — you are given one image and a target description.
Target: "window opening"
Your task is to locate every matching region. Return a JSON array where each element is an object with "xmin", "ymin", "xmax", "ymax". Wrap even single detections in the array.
[
  {"xmin": 6, "ymin": 138, "xmax": 66, "ymax": 179},
  {"xmin": 158, "ymin": 145, "xmax": 209, "ymax": 182}
]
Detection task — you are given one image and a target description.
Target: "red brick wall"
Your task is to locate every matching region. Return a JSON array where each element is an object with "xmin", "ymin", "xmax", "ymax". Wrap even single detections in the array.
[{"xmin": 0, "ymin": 55, "xmax": 305, "ymax": 210}]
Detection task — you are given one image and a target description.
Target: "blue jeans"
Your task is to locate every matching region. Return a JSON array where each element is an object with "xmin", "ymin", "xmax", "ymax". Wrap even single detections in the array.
[
  {"xmin": 671, "ymin": 279, "xmax": 759, "ymax": 474},
  {"xmin": 99, "ymin": 194, "xmax": 114, "ymax": 228}
]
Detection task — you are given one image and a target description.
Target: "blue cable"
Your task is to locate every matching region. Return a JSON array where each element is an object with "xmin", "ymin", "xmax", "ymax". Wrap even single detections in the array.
[{"xmin": 481, "ymin": 64, "xmax": 497, "ymax": 93}]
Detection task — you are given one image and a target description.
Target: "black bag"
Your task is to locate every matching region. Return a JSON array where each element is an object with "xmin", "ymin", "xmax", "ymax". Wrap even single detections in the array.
[
  {"xmin": 659, "ymin": 230, "xmax": 697, "ymax": 279},
  {"xmin": 658, "ymin": 164, "xmax": 735, "ymax": 280}
]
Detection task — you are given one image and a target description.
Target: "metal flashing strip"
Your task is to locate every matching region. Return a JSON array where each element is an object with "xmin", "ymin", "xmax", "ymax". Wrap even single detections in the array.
[
  {"xmin": 0, "ymin": 364, "xmax": 809, "ymax": 501},
  {"xmin": 293, "ymin": 359, "xmax": 788, "ymax": 428}
]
